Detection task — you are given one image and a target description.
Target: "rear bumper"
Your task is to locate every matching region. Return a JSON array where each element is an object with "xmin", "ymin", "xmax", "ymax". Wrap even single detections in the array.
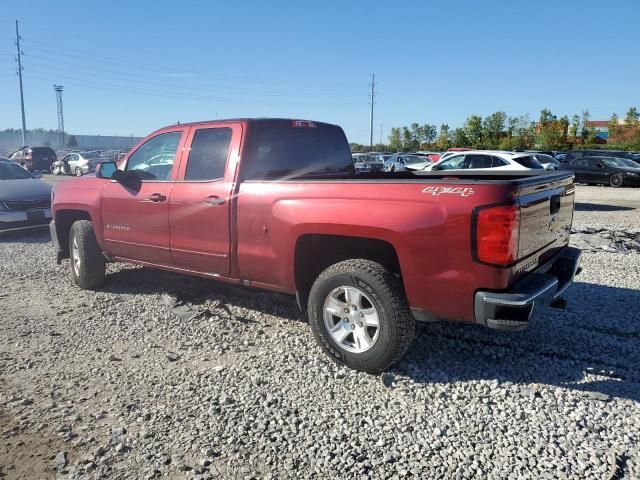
[{"xmin": 474, "ymin": 247, "xmax": 581, "ymax": 331}]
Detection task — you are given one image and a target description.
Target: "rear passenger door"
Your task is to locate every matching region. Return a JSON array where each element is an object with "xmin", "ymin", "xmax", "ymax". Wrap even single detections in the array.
[{"xmin": 169, "ymin": 123, "xmax": 241, "ymax": 275}]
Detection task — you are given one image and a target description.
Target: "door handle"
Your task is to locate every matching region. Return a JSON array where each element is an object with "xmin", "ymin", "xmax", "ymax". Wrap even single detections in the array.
[
  {"xmin": 205, "ymin": 196, "xmax": 225, "ymax": 206},
  {"xmin": 148, "ymin": 193, "xmax": 167, "ymax": 202}
]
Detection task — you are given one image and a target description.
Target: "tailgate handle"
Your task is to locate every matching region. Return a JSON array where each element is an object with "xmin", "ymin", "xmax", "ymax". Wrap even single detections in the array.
[{"xmin": 550, "ymin": 194, "xmax": 561, "ymax": 215}]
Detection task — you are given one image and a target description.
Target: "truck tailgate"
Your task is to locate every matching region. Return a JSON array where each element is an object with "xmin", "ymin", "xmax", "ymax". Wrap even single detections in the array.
[{"xmin": 514, "ymin": 173, "xmax": 575, "ymax": 276}]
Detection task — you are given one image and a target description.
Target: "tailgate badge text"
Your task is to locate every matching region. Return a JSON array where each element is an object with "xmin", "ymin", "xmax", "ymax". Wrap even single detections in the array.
[{"xmin": 422, "ymin": 186, "xmax": 475, "ymax": 197}]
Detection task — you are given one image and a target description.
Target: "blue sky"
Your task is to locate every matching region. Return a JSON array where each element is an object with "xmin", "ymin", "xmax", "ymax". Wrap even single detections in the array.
[{"xmin": 1, "ymin": 0, "xmax": 639, "ymax": 144}]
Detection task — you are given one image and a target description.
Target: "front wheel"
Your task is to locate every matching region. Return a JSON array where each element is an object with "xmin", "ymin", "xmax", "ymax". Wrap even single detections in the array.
[
  {"xmin": 69, "ymin": 220, "xmax": 106, "ymax": 289},
  {"xmin": 609, "ymin": 173, "xmax": 623, "ymax": 188},
  {"xmin": 308, "ymin": 259, "xmax": 415, "ymax": 373}
]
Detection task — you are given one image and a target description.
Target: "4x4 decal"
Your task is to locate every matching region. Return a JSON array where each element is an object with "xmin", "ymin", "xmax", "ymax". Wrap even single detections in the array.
[{"xmin": 422, "ymin": 186, "xmax": 475, "ymax": 197}]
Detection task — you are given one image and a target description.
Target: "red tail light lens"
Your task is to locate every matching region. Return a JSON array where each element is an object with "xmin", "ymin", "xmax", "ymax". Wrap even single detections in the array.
[{"xmin": 474, "ymin": 204, "xmax": 520, "ymax": 266}]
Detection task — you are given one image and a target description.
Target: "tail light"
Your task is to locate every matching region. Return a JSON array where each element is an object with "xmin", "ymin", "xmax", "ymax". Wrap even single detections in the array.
[{"xmin": 473, "ymin": 204, "xmax": 520, "ymax": 266}]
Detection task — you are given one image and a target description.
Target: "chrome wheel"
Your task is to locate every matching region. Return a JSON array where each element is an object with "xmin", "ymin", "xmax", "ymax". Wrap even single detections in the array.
[
  {"xmin": 323, "ymin": 286, "xmax": 380, "ymax": 353},
  {"xmin": 75, "ymin": 167, "xmax": 82, "ymax": 177},
  {"xmin": 610, "ymin": 174, "xmax": 623, "ymax": 187},
  {"xmin": 72, "ymin": 236, "xmax": 81, "ymax": 277}
]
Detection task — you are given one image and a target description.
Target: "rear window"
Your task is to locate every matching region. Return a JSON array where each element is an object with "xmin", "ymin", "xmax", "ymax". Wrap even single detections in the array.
[
  {"xmin": 512, "ymin": 155, "xmax": 543, "ymax": 169},
  {"xmin": 242, "ymin": 121, "xmax": 353, "ymax": 180}
]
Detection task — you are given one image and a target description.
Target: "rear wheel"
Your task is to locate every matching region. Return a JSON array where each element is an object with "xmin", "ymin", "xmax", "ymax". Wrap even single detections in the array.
[
  {"xmin": 609, "ymin": 173, "xmax": 623, "ymax": 188},
  {"xmin": 308, "ymin": 259, "xmax": 415, "ymax": 373},
  {"xmin": 69, "ymin": 220, "xmax": 105, "ymax": 289},
  {"xmin": 75, "ymin": 167, "xmax": 83, "ymax": 177}
]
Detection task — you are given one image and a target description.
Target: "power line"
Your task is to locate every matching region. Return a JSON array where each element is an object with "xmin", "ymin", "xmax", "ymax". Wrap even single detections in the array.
[{"xmin": 15, "ymin": 20, "xmax": 27, "ymax": 145}]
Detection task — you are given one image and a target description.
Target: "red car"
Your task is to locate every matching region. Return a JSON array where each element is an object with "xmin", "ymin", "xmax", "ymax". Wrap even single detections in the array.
[{"xmin": 50, "ymin": 118, "xmax": 580, "ymax": 372}]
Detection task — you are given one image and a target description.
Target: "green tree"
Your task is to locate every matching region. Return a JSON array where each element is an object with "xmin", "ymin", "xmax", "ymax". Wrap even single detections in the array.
[
  {"xmin": 569, "ymin": 114, "xmax": 580, "ymax": 141},
  {"xmin": 482, "ymin": 111, "xmax": 506, "ymax": 149},
  {"xmin": 464, "ymin": 115, "xmax": 483, "ymax": 148},
  {"xmin": 580, "ymin": 110, "xmax": 592, "ymax": 142},
  {"xmin": 436, "ymin": 124, "xmax": 450, "ymax": 150},
  {"xmin": 422, "ymin": 124, "xmax": 437, "ymax": 146},
  {"xmin": 402, "ymin": 127, "xmax": 415, "ymax": 151},
  {"xmin": 388, "ymin": 128, "xmax": 402, "ymax": 151},
  {"xmin": 625, "ymin": 107, "xmax": 639, "ymax": 126},
  {"xmin": 451, "ymin": 128, "xmax": 469, "ymax": 148},
  {"xmin": 608, "ymin": 113, "xmax": 620, "ymax": 143}
]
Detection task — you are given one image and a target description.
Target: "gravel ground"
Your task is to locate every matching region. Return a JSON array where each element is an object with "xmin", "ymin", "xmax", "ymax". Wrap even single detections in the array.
[{"xmin": 1, "ymin": 185, "xmax": 639, "ymax": 479}]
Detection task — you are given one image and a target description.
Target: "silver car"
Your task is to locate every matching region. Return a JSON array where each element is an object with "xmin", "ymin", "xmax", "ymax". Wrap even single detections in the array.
[
  {"xmin": 383, "ymin": 154, "xmax": 431, "ymax": 172},
  {"xmin": 52, "ymin": 151, "xmax": 102, "ymax": 176}
]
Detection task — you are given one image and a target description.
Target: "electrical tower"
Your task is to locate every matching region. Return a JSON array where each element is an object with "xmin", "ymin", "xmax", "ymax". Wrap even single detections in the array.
[
  {"xmin": 368, "ymin": 74, "xmax": 376, "ymax": 147},
  {"xmin": 54, "ymin": 85, "xmax": 65, "ymax": 147},
  {"xmin": 15, "ymin": 20, "xmax": 27, "ymax": 146}
]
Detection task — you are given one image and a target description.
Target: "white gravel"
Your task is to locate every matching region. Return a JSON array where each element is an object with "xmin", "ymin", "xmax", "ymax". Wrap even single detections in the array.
[{"xmin": 0, "ymin": 184, "xmax": 639, "ymax": 479}]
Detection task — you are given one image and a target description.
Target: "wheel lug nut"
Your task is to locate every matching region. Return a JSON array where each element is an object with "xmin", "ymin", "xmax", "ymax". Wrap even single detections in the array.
[
  {"xmin": 351, "ymin": 324, "xmax": 356, "ymax": 330},
  {"xmin": 344, "ymin": 308, "xmax": 349, "ymax": 313},
  {"xmin": 359, "ymin": 313, "xmax": 364, "ymax": 317},
  {"xmin": 357, "ymin": 322, "xmax": 363, "ymax": 327}
]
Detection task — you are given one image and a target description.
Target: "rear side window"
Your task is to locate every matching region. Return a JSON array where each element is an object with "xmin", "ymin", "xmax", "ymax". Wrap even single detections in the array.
[
  {"xmin": 571, "ymin": 159, "xmax": 587, "ymax": 167},
  {"xmin": 512, "ymin": 155, "xmax": 543, "ymax": 169},
  {"xmin": 185, "ymin": 128, "xmax": 232, "ymax": 181},
  {"xmin": 242, "ymin": 121, "xmax": 353, "ymax": 180},
  {"xmin": 587, "ymin": 158, "xmax": 603, "ymax": 167},
  {"xmin": 491, "ymin": 156, "xmax": 509, "ymax": 167},
  {"xmin": 465, "ymin": 154, "xmax": 493, "ymax": 169}
]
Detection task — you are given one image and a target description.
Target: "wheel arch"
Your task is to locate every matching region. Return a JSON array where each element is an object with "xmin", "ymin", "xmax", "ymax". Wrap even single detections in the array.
[{"xmin": 54, "ymin": 209, "xmax": 93, "ymax": 258}]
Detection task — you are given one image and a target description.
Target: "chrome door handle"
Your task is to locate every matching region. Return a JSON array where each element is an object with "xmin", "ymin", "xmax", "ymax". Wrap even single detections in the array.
[
  {"xmin": 148, "ymin": 193, "xmax": 167, "ymax": 202},
  {"xmin": 205, "ymin": 196, "xmax": 225, "ymax": 206}
]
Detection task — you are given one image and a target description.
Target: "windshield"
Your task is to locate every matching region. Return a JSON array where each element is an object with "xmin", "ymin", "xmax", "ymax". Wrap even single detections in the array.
[
  {"xmin": 620, "ymin": 158, "xmax": 640, "ymax": 168},
  {"xmin": 403, "ymin": 156, "xmax": 425, "ymax": 164},
  {"xmin": 0, "ymin": 161, "xmax": 34, "ymax": 180},
  {"xmin": 602, "ymin": 158, "xmax": 626, "ymax": 168}
]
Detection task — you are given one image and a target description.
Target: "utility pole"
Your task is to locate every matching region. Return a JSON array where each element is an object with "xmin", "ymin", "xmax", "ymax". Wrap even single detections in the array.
[
  {"xmin": 368, "ymin": 74, "xmax": 376, "ymax": 148},
  {"xmin": 15, "ymin": 20, "xmax": 27, "ymax": 146},
  {"xmin": 379, "ymin": 124, "xmax": 383, "ymax": 145},
  {"xmin": 54, "ymin": 85, "xmax": 65, "ymax": 147}
]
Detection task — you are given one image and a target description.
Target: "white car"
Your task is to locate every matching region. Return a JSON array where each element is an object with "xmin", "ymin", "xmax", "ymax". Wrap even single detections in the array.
[
  {"xmin": 383, "ymin": 154, "xmax": 432, "ymax": 172},
  {"xmin": 425, "ymin": 150, "xmax": 545, "ymax": 172}
]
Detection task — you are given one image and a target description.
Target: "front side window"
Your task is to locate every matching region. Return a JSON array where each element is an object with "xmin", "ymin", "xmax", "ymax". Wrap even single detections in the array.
[
  {"xmin": 126, "ymin": 131, "xmax": 182, "ymax": 181},
  {"xmin": 185, "ymin": 128, "xmax": 232, "ymax": 181},
  {"xmin": 436, "ymin": 155, "xmax": 465, "ymax": 170}
]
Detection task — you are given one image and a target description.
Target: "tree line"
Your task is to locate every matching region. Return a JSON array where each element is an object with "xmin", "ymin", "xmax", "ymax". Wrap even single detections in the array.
[{"xmin": 350, "ymin": 107, "xmax": 640, "ymax": 153}]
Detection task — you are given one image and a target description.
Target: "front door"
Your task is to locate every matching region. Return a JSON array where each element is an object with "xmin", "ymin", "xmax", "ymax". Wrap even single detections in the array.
[
  {"xmin": 169, "ymin": 123, "xmax": 241, "ymax": 275},
  {"xmin": 101, "ymin": 128, "xmax": 188, "ymax": 265}
]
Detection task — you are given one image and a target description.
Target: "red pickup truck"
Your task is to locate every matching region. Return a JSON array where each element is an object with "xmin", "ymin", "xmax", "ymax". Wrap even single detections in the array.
[{"xmin": 50, "ymin": 118, "xmax": 581, "ymax": 372}]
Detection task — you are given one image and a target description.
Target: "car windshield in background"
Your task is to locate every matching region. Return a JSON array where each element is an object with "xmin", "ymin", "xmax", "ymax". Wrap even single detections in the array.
[
  {"xmin": 602, "ymin": 158, "xmax": 627, "ymax": 168},
  {"xmin": 537, "ymin": 154, "xmax": 559, "ymax": 165},
  {"xmin": 404, "ymin": 156, "xmax": 425, "ymax": 164},
  {"xmin": 619, "ymin": 158, "xmax": 640, "ymax": 168},
  {"xmin": 0, "ymin": 161, "xmax": 34, "ymax": 180},
  {"xmin": 513, "ymin": 155, "xmax": 543, "ymax": 169}
]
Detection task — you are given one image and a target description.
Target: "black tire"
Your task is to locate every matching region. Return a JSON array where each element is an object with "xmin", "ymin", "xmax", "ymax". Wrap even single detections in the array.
[
  {"xmin": 609, "ymin": 173, "xmax": 623, "ymax": 188},
  {"xmin": 69, "ymin": 220, "xmax": 106, "ymax": 289},
  {"xmin": 75, "ymin": 167, "xmax": 83, "ymax": 177},
  {"xmin": 308, "ymin": 259, "xmax": 415, "ymax": 373}
]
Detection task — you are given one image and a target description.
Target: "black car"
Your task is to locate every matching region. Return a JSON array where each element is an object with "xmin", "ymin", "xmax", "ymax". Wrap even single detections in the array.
[
  {"xmin": 559, "ymin": 156, "xmax": 640, "ymax": 187},
  {"xmin": 0, "ymin": 157, "xmax": 52, "ymax": 232},
  {"xmin": 562, "ymin": 149, "xmax": 636, "ymax": 164},
  {"xmin": 8, "ymin": 146, "xmax": 57, "ymax": 172}
]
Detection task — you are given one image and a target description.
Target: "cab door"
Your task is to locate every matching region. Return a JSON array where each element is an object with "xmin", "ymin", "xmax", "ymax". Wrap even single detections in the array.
[
  {"xmin": 168, "ymin": 122, "xmax": 241, "ymax": 275},
  {"xmin": 100, "ymin": 128, "xmax": 188, "ymax": 265}
]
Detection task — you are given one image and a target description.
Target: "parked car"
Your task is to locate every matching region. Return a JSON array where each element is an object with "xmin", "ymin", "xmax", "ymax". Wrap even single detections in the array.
[
  {"xmin": 52, "ymin": 151, "xmax": 102, "ymax": 176},
  {"xmin": 531, "ymin": 153, "xmax": 560, "ymax": 170},
  {"xmin": 8, "ymin": 146, "xmax": 57, "ymax": 172},
  {"xmin": 618, "ymin": 158, "xmax": 640, "ymax": 169},
  {"xmin": 427, "ymin": 151, "xmax": 544, "ymax": 172},
  {"xmin": 50, "ymin": 118, "xmax": 580, "ymax": 373},
  {"xmin": 562, "ymin": 149, "xmax": 636, "ymax": 164},
  {"xmin": 560, "ymin": 156, "xmax": 640, "ymax": 187},
  {"xmin": 383, "ymin": 154, "xmax": 431, "ymax": 172},
  {"xmin": 0, "ymin": 157, "xmax": 52, "ymax": 233},
  {"xmin": 352, "ymin": 155, "xmax": 371, "ymax": 174}
]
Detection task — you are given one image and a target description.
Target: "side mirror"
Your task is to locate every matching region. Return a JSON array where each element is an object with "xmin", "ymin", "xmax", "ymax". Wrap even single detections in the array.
[
  {"xmin": 96, "ymin": 162, "xmax": 117, "ymax": 179},
  {"xmin": 597, "ymin": 163, "xmax": 604, "ymax": 168},
  {"xmin": 432, "ymin": 165, "xmax": 441, "ymax": 171}
]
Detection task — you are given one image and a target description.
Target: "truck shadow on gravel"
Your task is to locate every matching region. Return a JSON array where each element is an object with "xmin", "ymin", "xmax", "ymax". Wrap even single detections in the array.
[
  {"xmin": 575, "ymin": 202, "xmax": 635, "ymax": 212},
  {"xmin": 97, "ymin": 266, "xmax": 640, "ymax": 402},
  {"xmin": 0, "ymin": 228, "xmax": 51, "ymax": 244},
  {"xmin": 406, "ymin": 281, "xmax": 640, "ymax": 403}
]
